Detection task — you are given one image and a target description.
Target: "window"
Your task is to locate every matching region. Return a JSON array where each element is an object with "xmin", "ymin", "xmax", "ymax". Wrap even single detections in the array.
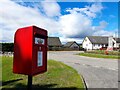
[
  {"xmin": 74, "ymin": 46, "xmax": 78, "ymax": 48},
  {"xmin": 105, "ymin": 44, "xmax": 108, "ymax": 47}
]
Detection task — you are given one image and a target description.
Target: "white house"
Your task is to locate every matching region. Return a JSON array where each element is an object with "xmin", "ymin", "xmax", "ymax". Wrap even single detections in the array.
[
  {"xmin": 82, "ymin": 36, "xmax": 120, "ymax": 50},
  {"xmin": 112, "ymin": 38, "xmax": 120, "ymax": 48}
]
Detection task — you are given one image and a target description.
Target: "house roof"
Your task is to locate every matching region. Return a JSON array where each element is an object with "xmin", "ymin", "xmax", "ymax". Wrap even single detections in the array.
[
  {"xmin": 113, "ymin": 38, "xmax": 120, "ymax": 43},
  {"xmin": 87, "ymin": 36, "xmax": 120, "ymax": 44},
  {"xmin": 48, "ymin": 37, "xmax": 62, "ymax": 46},
  {"xmin": 64, "ymin": 41, "xmax": 79, "ymax": 47},
  {"xmin": 87, "ymin": 36, "xmax": 108, "ymax": 44}
]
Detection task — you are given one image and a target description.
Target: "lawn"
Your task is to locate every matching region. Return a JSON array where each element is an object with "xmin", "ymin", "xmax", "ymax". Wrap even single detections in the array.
[
  {"xmin": 79, "ymin": 52, "xmax": 120, "ymax": 59},
  {"xmin": 1, "ymin": 56, "xmax": 84, "ymax": 89},
  {"xmin": 85, "ymin": 50, "xmax": 120, "ymax": 56}
]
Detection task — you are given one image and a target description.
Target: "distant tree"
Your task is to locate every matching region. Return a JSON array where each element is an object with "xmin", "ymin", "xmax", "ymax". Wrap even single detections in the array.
[{"xmin": 1, "ymin": 43, "xmax": 14, "ymax": 52}]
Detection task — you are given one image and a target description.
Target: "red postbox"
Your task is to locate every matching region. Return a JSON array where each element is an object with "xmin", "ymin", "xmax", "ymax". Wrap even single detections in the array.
[{"xmin": 13, "ymin": 26, "xmax": 48, "ymax": 76}]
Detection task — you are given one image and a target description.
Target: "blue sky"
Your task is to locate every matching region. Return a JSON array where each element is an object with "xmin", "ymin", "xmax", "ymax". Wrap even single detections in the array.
[
  {"xmin": 59, "ymin": 2, "xmax": 118, "ymax": 30},
  {"xmin": 0, "ymin": 0, "xmax": 119, "ymax": 43}
]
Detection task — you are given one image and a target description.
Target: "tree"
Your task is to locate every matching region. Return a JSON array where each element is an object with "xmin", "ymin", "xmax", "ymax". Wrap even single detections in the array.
[{"xmin": 1, "ymin": 43, "xmax": 14, "ymax": 52}]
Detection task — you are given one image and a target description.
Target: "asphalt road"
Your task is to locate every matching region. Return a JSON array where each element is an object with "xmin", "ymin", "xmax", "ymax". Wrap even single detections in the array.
[{"xmin": 48, "ymin": 51, "xmax": 118, "ymax": 89}]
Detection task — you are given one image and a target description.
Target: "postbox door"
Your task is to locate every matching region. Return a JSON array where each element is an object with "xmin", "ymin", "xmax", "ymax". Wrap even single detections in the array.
[{"xmin": 32, "ymin": 37, "xmax": 47, "ymax": 75}]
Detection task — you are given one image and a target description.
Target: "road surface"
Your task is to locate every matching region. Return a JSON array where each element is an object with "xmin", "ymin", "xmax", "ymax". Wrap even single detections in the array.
[{"xmin": 48, "ymin": 51, "xmax": 118, "ymax": 89}]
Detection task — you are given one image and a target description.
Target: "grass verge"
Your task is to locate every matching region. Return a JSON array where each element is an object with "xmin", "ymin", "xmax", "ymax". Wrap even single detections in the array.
[
  {"xmin": 1, "ymin": 56, "xmax": 84, "ymax": 89},
  {"xmin": 86, "ymin": 50, "xmax": 120, "ymax": 56},
  {"xmin": 79, "ymin": 53, "xmax": 119, "ymax": 59}
]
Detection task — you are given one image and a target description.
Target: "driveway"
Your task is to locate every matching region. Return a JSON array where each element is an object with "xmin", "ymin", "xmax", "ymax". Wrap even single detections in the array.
[{"xmin": 48, "ymin": 51, "xmax": 118, "ymax": 89}]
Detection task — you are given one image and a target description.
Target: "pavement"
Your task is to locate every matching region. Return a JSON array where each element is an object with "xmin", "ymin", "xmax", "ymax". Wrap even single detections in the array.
[{"xmin": 48, "ymin": 51, "xmax": 118, "ymax": 89}]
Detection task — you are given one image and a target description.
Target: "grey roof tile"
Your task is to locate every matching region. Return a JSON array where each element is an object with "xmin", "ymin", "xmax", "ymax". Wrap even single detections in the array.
[
  {"xmin": 87, "ymin": 36, "xmax": 108, "ymax": 44},
  {"xmin": 48, "ymin": 37, "xmax": 62, "ymax": 46},
  {"xmin": 64, "ymin": 41, "xmax": 79, "ymax": 47},
  {"xmin": 87, "ymin": 36, "xmax": 120, "ymax": 44}
]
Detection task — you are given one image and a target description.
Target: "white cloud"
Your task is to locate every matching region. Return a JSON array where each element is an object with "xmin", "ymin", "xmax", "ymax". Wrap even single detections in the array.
[
  {"xmin": 99, "ymin": 21, "xmax": 108, "ymax": 29},
  {"xmin": 41, "ymin": 0, "xmax": 61, "ymax": 17},
  {"xmin": 0, "ymin": 0, "xmax": 116, "ymax": 43},
  {"xmin": 66, "ymin": 3, "xmax": 103, "ymax": 18},
  {"xmin": 0, "ymin": 0, "xmax": 61, "ymax": 42},
  {"xmin": 59, "ymin": 3, "xmax": 113, "ymax": 40},
  {"xmin": 92, "ymin": 21, "xmax": 113, "ymax": 36},
  {"xmin": 60, "ymin": 37, "xmax": 83, "ymax": 44},
  {"xmin": 88, "ymin": 3, "xmax": 103, "ymax": 13},
  {"xmin": 59, "ymin": 12, "xmax": 93, "ymax": 38},
  {"xmin": 109, "ymin": 15, "xmax": 116, "ymax": 18}
]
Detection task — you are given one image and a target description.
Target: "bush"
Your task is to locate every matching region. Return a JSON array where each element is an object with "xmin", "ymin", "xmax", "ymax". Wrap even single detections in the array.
[{"xmin": 1, "ymin": 43, "xmax": 14, "ymax": 52}]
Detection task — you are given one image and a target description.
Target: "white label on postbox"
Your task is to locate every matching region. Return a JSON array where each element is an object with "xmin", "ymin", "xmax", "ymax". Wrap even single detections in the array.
[
  {"xmin": 35, "ymin": 37, "xmax": 44, "ymax": 44},
  {"xmin": 38, "ymin": 51, "xmax": 43, "ymax": 67}
]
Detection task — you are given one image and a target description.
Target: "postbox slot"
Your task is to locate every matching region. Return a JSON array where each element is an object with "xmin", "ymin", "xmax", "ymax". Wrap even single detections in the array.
[{"xmin": 34, "ymin": 33, "xmax": 47, "ymax": 38}]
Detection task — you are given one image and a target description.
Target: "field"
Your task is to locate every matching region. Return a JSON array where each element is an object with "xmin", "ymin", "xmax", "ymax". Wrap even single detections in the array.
[{"xmin": 1, "ymin": 56, "xmax": 84, "ymax": 89}]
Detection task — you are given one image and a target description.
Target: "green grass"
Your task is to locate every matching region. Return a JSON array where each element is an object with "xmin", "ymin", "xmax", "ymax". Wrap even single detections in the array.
[
  {"xmin": 1, "ymin": 56, "xmax": 84, "ymax": 89},
  {"xmin": 79, "ymin": 53, "xmax": 119, "ymax": 59},
  {"xmin": 86, "ymin": 50, "xmax": 120, "ymax": 56}
]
